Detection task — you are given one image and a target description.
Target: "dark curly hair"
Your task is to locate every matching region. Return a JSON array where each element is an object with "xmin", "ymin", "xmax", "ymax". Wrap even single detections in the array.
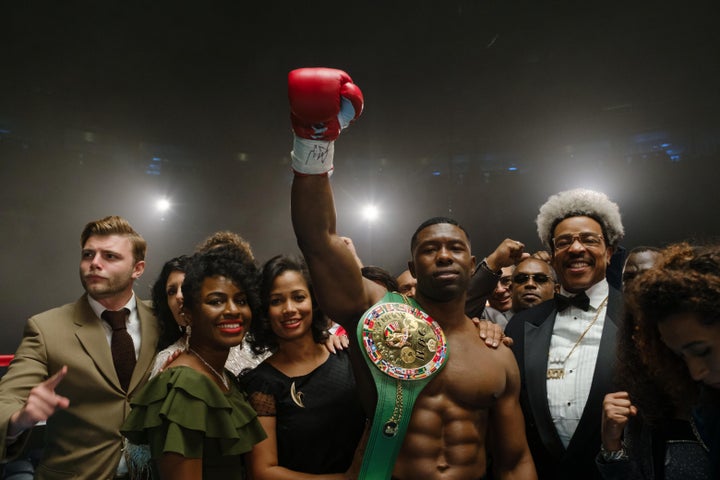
[
  {"xmin": 626, "ymin": 242, "xmax": 720, "ymax": 417},
  {"xmin": 616, "ymin": 308, "xmax": 681, "ymax": 425},
  {"xmin": 152, "ymin": 255, "xmax": 189, "ymax": 350},
  {"xmin": 182, "ymin": 244, "xmax": 261, "ymax": 335},
  {"xmin": 247, "ymin": 255, "xmax": 329, "ymax": 355}
]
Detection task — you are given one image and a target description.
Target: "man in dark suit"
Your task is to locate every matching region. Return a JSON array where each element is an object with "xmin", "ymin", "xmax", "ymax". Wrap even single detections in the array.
[
  {"xmin": 505, "ymin": 188, "xmax": 625, "ymax": 479},
  {"xmin": 0, "ymin": 216, "xmax": 159, "ymax": 479}
]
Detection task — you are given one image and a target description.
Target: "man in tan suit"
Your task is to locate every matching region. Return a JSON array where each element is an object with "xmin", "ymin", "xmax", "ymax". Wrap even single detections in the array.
[{"xmin": 0, "ymin": 216, "xmax": 159, "ymax": 479}]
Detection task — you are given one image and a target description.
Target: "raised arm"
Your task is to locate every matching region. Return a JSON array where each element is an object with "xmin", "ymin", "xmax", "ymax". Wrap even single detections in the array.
[
  {"xmin": 466, "ymin": 238, "xmax": 528, "ymax": 318},
  {"xmin": 292, "ymin": 176, "xmax": 381, "ymax": 325},
  {"xmin": 288, "ymin": 68, "xmax": 385, "ymax": 328}
]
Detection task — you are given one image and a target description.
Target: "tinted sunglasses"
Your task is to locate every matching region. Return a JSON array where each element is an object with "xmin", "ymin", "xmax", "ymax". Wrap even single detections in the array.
[{"xmin": 513, "ymin": 273, "xmax": 551, "ymax": 284}]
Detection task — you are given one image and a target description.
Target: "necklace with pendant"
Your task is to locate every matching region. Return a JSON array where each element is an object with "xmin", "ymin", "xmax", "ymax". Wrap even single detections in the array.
[
  {"xmin": 547, "ymin": 296, "xmax": 608, "ymax": 380},
  {"xmin": 188, "ymin": 347, "xmax": 229, "ymax": 390}
]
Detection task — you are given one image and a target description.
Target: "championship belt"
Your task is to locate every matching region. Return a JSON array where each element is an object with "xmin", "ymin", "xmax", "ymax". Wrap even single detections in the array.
[{"xmin": 357, "ymin": 292, "xmax": 448, "ymax": 479}]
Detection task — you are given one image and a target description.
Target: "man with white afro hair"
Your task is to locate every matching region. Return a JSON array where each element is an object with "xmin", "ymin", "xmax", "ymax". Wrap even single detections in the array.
[
  {"xmin": 505, "ymin": 187, "xmax": 626, "ymax": 480},
  {"xmin": 536, "ymin": 188, "xmax": 624, "ymax": 250}
]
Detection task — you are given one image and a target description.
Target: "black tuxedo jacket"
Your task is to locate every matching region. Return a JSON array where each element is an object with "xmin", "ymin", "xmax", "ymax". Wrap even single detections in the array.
[{"xmin": 504, "ymin": 286, "xmax": 623, "ymax": 480}]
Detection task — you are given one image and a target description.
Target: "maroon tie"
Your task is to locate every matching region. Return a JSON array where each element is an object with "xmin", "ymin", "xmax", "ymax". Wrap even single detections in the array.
[{"xmin": 102, "ymin": 308, "xmax": 136, "ymax": 391}]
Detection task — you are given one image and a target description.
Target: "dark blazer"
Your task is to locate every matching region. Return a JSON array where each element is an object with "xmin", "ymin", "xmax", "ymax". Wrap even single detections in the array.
[
  {"xmin": 0, "ymin": 294, "xmax": 158, "ymax": 480},
  {"xmin": 504, "ymin": 285, "xmax": 623, "ymax": 480}
]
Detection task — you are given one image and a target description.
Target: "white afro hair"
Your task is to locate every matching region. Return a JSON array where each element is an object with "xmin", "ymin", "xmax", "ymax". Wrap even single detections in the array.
[{"xmin": 536, "ymin": 188, "xmax": 624, "ymax": 249}]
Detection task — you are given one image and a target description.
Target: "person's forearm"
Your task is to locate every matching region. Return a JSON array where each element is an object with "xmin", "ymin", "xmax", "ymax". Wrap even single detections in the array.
[
  {"xmin": 291, "ymin": 174, "xmax": 336, "ymax": 256},
  {"xmin": 465, "ymin": 262, "xmax": 498, "ymax": 318}
]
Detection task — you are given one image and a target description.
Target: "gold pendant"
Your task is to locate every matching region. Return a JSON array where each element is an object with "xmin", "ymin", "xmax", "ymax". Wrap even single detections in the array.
[
  {"xmin": 547, "ymin": 368, "xmax": 565, "ymax": 380},
  {"xmin": 290, "ymin": 381, "xmax": 305, "ymax": 408}
]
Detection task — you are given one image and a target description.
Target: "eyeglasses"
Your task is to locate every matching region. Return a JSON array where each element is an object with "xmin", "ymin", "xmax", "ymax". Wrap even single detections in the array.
[
  {"xmin": 498, "ymin": 276, "xmax": 512, "ymax": 287},
  {"xmin": 552, "ymin": 232, "xmax": 604, "ymax": 251},
  {"xmin": 513, "ymin": 273, "xmax": 552, "ymax": 285}
]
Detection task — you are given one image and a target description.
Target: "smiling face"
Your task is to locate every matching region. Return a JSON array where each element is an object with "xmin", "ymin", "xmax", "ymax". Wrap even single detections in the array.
[
  {"xmin": 186, "ymin": 275, "xmax": 251, "ymax": 350},
  {"xmin": 488, "ymin": 266, "xmax": 514, "ymax": 312},
  {"xmin": 409, "ymin": 223, "xmax": 475, "ymax": 302},
  {"xmin": 658, "ymin": 313, "xmax": 720, "ymax": 390},
  {"xmin": 79, "ymin": 234, "xmax": 145, "ymax": 306},
  {"xmin": 551, "ymin": 216, "xmax": 613, "ymax": 293},
  {"xmin": 267, "ymin": 270, "xmax": 314, "ymax": 341}
]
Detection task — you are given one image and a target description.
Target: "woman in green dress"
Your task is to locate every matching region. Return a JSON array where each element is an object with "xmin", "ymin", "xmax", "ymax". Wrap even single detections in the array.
[{"xmin": 122, "ymin": 244, "xmax": 266, "ymax": 479}]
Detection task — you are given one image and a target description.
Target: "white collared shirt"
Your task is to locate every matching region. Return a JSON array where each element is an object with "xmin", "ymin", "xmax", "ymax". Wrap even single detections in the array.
[
  {"xmin": 546, "ymin": 280, "xmax": 609, "ymax": 448},
  {"xmin": 87, "ymin": 293, "xmax": 142, "ymax": 361}
]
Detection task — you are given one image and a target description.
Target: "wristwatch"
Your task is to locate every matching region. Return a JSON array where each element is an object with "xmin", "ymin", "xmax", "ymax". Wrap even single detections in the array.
[
  {"xmin": 599, "ymin": 443, "xmax": 628, "ymax": 462},
  {"xmin": 477, "ymin": 257, "xmax": 502, "ymax": 277}
]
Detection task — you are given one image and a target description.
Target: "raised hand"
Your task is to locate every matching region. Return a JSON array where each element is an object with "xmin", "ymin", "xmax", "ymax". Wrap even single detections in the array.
[
  {"xmin": 601, "ymin": 391, "xmax": 638, "ymax": 451},
  {"xmin": 9, "ymin": 366, "xmax": 70, "ymax": 437},
  {"xmin": 288, "ymin": 67, "xmax": 364, "ymax": 175},
  {"xmin": 486, "ymin": 238, "xmax": 530, "ymax": 271}
]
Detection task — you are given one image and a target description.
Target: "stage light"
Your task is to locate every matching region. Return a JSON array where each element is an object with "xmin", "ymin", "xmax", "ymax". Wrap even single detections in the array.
[
  {"xmin": 156, "ymin": 198, "xmax": 171, "ymax": 212},
  {"xmin": 361, "ymin": 204, "xmax": 379, "ymax": 222}
]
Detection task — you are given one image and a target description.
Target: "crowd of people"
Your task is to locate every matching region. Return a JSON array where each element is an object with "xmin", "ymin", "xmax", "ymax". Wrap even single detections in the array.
[{"xmin": 0, "ymin": 67, "xmax": 719, "ymax": 479}]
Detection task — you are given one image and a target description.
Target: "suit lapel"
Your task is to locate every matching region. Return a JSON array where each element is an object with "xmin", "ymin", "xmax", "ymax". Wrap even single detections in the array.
[
  {"xmin": 74, "ymin": 295, "xmax": 121, "ymax": 391},
  {"xmin": 525, "ymin": 306, "xmax": 567, "ymax": 459}
]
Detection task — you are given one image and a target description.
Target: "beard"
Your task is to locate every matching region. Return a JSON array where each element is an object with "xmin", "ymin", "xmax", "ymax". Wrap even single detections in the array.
[{"xmin": 80, "ymin": 270, "xmax": 134, "ymax": 301}]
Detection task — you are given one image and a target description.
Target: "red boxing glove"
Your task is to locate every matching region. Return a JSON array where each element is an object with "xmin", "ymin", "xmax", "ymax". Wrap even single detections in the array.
[{"xmin": 288, "ymin": 67, "xmax": 364, "ymax": 175}]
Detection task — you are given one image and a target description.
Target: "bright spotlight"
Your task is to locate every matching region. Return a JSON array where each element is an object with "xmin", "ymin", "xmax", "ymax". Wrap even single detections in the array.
[
  {"xmin": 156, "ymin": 198, "xmax": 171, "ymax": 212},
  {"xmin": 362, "ymin": 204, "xmax": 379, "ymax": 222}
]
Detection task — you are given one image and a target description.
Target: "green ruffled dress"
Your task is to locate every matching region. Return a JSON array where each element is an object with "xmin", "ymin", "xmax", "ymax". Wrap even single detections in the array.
[{"xmin": 121, "ymin": 366, "xmax": 266, "ymax": 480}]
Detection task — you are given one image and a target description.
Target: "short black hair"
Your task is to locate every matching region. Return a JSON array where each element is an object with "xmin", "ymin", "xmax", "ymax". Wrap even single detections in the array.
[{"xmin": 410, "ymin": 216, "xmax": 470, "ymax": 252}]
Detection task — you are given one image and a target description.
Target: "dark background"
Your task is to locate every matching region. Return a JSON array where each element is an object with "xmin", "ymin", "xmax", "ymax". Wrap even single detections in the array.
[{"xmin": 2, "ymin": 0, "xmax": 719, "ymax": 354}]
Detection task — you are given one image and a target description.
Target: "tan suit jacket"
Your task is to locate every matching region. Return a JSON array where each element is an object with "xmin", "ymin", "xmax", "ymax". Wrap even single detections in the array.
[{"xmin": 0, "ymin": 294, "xmax": 158, "ymax": 479}]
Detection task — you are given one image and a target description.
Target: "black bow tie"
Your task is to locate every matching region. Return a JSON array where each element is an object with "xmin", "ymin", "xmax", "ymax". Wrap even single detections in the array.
[{"xmin": 555, "ymin": 292, "xmax": 591, "ymax": 312}]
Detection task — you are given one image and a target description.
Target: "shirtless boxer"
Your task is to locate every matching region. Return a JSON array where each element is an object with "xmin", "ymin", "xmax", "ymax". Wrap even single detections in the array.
[{"xmin": 287, "ymin": 67, "xmax": 536, "ymax": 480}]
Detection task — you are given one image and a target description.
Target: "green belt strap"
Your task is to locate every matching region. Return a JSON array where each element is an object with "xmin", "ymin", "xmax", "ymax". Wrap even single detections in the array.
[{"xmin": 356, "ymin": 292, "xmax": 448, "ymax": 480}]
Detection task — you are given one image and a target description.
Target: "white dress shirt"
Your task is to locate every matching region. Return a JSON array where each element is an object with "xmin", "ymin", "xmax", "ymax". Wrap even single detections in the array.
[{"xmin": 546, "ymin": 280, "xmax": 609, "ymax": 448}]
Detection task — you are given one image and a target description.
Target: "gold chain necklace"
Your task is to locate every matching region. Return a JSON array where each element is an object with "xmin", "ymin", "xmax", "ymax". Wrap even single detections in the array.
[
  {"xmin": 188, "ymin": 347, "xmax": 229, "ymax": 390},
  {"xmin": 547, "ymin": 296, "xmax": 609, "ymax": 380}
]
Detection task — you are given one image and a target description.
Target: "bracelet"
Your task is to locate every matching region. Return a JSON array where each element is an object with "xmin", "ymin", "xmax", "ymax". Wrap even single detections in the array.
[{"xmin": 600, "ymin": 443, "xmax": 628, "ymax": 462}]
